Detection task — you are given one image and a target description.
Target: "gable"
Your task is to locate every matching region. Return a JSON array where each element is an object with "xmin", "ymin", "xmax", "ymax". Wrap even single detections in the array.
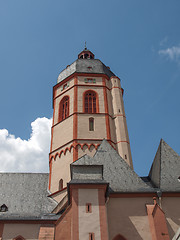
[
  {"xmin": 149, "ymin": 139, "xmax": 180, "ymax": 191},
  {"xmin": 72, "ymin": 140, "xmax": 154, "ymax": 192}
]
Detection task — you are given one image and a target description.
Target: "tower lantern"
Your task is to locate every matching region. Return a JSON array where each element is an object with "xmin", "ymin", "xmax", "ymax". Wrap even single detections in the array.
[
  {"xmin": 49, "ymin": 49, "xmax": 133, "ymax": 193},
  {"xmin": 78, "ymin": 49, "xmax": 94, "ymax": 59},
  {"xmin": 78, "ymin": 42, "xmax": 95, "ymax": 59}
]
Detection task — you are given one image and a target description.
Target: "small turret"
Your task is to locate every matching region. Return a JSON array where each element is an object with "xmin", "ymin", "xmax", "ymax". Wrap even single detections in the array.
[{"xmin": 78, "ymin": 43, "xmax": 94, "ymax": 59}]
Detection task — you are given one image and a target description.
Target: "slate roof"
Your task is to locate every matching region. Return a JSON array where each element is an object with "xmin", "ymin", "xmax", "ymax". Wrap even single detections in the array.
[
  {"xmin": 71, "ymin": 140, "xmax": 154, "ymax": 193},
  {"xmin": 149, "ymin": 139, "xmax": 180, "ymax": 192},
  {"xmin": 57, "ymin": 59, "xmax": 115, "ymax": 83},
  {"xmin": 69, "ymin": 179, "xmax": 108, "ymax": 185},
  {"xmin": 0, "ymin": 173, "xmax": 58, "ymax": 220}
]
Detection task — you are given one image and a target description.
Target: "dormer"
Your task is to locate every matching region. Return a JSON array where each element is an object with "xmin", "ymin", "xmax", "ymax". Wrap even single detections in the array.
[{"xmin": 0, "ymin": 204, "xmax": 8, "ymax": 212}]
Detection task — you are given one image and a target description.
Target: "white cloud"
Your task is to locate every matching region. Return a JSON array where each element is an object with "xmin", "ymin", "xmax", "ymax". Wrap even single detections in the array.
[
  {"xmin": 159, "ymin": 45, "xmax": 180, "ymax": 62},
  {"xmin": 159, "ymin": 36, "xmax": 168, "ymax": 47},
  {"xmin": 0, "ymin": 117, "xmax": 52, "ymax": 173}
]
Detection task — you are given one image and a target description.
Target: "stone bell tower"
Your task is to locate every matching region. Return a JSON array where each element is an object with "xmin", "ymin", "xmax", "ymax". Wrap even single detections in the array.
[{"xmin": 49, "ymin": 48, "xmax": 133, "ymax": 193}]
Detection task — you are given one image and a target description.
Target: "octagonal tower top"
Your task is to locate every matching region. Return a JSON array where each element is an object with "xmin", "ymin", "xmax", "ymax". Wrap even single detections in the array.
[{"xmin": 57, "ymin": 47, "xmax": 115, "ymax": 83}]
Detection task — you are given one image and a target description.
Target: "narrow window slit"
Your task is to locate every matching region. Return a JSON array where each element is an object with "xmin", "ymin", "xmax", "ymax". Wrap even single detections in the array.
[
  {"xmin": 59, "ymin": 179, "xmax": 63, "ymax": 190},
  {"xmin": 89, "ymin": 118, "xmax": 94, "ymax": 131},
  {"xmin": 86, "ymin": 203, "xmax": 92, "ymax": 213},
  {"xmin": 89, "ymin": 233, "xmax": 95, "ymax": 240}
]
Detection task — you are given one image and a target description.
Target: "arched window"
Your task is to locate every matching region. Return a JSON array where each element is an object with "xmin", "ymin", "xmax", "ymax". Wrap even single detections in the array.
[
  {"xmin": 59, "ymin": 179, "xmax": 63, "ymax": 190},
  {"xmin": 89, "ymin": 118, "xmax": 94, "ymax": 131},
  {"xmin": 13, "ymin": 236, "xmax": 25, "ymax": 240},
  {"xmin": 112, "ymin": 234, "xmax": 127, "ymax": 240},
  {"xmin": 59, "ymin": 96, "xmax": 69, "ymax": 121},
  {"xmin": 84, "ymin": 53, "xmax": 89, "ymax": 59},
  {"xmin": 84, "ymin": 91, "xmax": 97, "ymax": 113}
]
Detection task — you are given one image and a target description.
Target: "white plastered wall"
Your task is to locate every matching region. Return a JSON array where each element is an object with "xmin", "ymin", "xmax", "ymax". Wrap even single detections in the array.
[
  {"xmin": 77, "ymin": 76, "xmax": 103, "ymax": 85},
  {"xmin": 78, "ymin": 189, "xmax": 101, "ymax": 240},
  {"xmin": 55, "ymin": 77, "xmax": 74, "ymax": 97},
  {"xmin": 77, "ymin": 144, "xmax": 96, "ymax": 159},
  {"xmin": 77, "ymin": 115, "xmax": 107, "ymax": 139},
  {"xmin": 110, "ymin": 77, "xmax": 133, "ymax": 167},
  {"xmin": 50, "ymin": 147, "xmax": 73, "ymax": 193},
  {"xmin": 51, "ymin": 116, "xmax": 73, "ymax": 151},
  {"xmin": 109, "ymin": 117, "xmax": 117, "ymax": 144},
  {"xmin": 106, "ymin": 88, "xmax": 114, "ymax": 116}
]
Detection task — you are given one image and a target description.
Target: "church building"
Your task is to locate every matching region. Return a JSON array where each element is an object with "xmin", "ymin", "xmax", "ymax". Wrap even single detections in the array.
[{"xmin": 0, "ymin": 48, "xmax": 180, "ymax": 240}]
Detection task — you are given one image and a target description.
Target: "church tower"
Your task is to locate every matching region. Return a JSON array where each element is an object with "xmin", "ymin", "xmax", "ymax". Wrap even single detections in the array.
[{"xmin": 49, "ymin": 48, "xmax": 133, "ymax": 193}]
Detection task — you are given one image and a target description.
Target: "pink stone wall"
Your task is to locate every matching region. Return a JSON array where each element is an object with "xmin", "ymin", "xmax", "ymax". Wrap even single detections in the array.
[{"xmin": 107, "ymin": 197, "xmax": 152, "ymax": 240}]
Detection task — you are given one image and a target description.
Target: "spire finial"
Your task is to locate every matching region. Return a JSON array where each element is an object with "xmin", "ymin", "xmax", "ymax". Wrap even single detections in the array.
[{"xmin": 84, "ymin": 41, "xmax": 87, "ymax": 50}]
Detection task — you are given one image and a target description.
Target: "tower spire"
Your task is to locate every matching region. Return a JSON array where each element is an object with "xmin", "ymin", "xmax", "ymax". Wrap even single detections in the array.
[{"xmin": 84, "ymin": 41, "xmax": 87, "ymax": 50}]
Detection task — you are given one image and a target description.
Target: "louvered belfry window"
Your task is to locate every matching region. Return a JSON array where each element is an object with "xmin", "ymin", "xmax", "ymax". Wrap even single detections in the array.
[
  {"xmin": 59, "ymin": 96, "xmax": 69, "ymax": 121},
  {"xmin": 85, "ymin": 91, "xmax": 97, "ymax": 113}
]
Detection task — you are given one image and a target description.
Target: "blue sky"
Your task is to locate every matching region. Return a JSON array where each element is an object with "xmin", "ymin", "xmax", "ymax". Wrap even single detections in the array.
[{"xmin": 0, "ymin": 0, "xmax": 180, "ymax": 176}]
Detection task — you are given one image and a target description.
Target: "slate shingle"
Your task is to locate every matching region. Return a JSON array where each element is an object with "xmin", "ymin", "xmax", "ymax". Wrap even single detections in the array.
[
  {"xmin": 0, "ymin": 173, "xmax": 58, "ymax": 220},
  {"xmin": 72, "ymin": 140, "xmax": 154, "ymax": 193},
  {"xmin": 149, "ymin": 139, "xmax": 180, "ymax": 192},
  {"xmin": 57, "ymin": 59, "xmax": 115, "ymax": 83}
]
